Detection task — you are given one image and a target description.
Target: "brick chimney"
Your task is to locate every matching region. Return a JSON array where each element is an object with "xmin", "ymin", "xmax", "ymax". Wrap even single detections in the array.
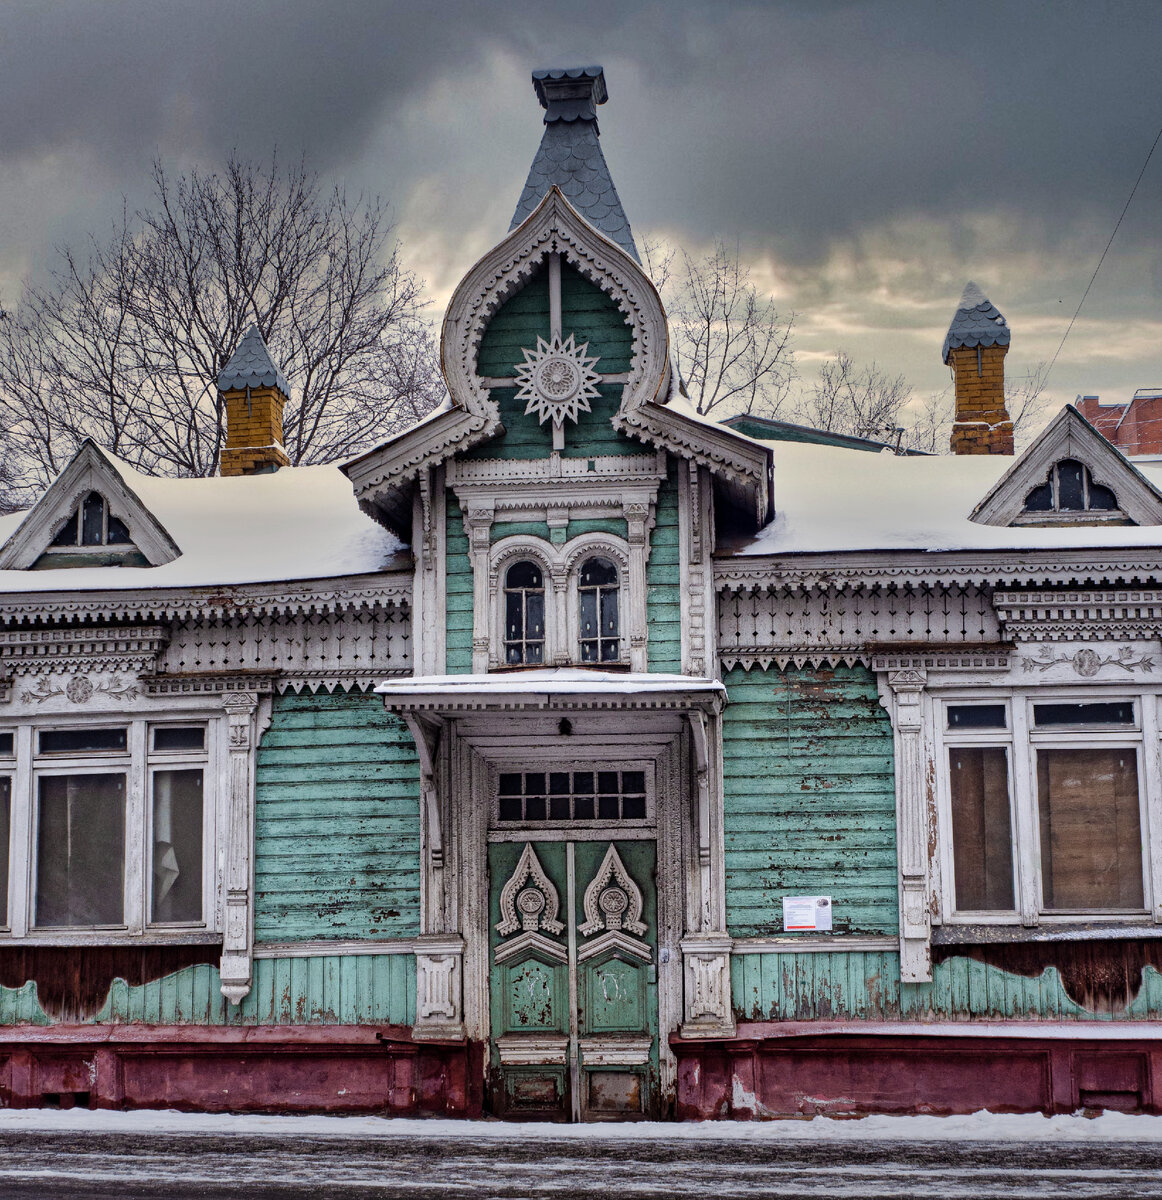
[
  {"xmin": 217, "ymin": 325, "xmax": 292, "ymax": 476},
  {"xmin": 943, "ymin": 282, "xmax": 1014, "ymax": 455}
]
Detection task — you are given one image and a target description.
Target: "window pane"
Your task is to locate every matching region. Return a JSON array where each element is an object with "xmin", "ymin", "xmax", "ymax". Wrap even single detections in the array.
[
  {"xmin": 1023, "ymin": 481, "xmax": 1053, "ymax": 512},
  {"xmin": 0, "ymin": 732, "xmax": 13, "ymax": 756},
  {"xmin": 506, "ymin": 561, "xmax": 542, "ymax": 590},
  {"xmin": 1088, "ymin": 478, "xmax": 1118, "ymax": 510},
  {"xmin": 152, "ymin": 726, "xmax": 205, "ymax": 752},
  {"xmin": 1037, "ymin": 748, "xmax": 1143, "ymax": 910},
  {"xmin": 106, "ymin": 513, "xmax": 132, "ymax": 544},
  {"xmin": 580, "ymin": 590, "xmax": 597, "ymax": 635},
  {"xmin": 505, "ymin": 590, "xmax": 524, "ymax": 643},
  {"xmin": 949, "ymin": 747, "xmax": 1015, "ymax": 910},
  {"xmin": 580, "ymin": 557, "xmax": 617, "ymax": 587},
  {"xmin": 1033, "ymin": 702, "xmax": 1134, "ymax": 727},
  {"xmin": 600, "ymin": 588, "xmax": 619, "ymax": 636},
  {"xmin": 51, "ymin": 511, "xmax": 79, "ymax": 546},
  {"xmin": 947, "ymin": 705, "xmax": 1006, "ymax": 730},
  {"xmin": 152, "ymin": 769, "xmax": 203, "ymax": 923},
  {"xmin": 526, "ymin": 591, "xmax": 544, "ymax": 638},
  {"xmin": 40, "ymin": 727, "xmax": 128, "ymax": 754},
  {"xmin": 0, "ymin": 777, "xmax": 9, "ymax": 926},
  {"xmin": 81, "ymin": 492, "xmax": 105, "ymax": 545},
  {"xmin": 36, "ymin": 773, "xmax": 125, "ymax": 926},
  {"xmin": 1057, "ymin": 460, "xmax": 1086, "ymax": 510}
]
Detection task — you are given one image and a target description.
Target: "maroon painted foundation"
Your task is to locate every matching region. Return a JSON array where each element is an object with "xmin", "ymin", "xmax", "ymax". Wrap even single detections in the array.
[
  {"xmin": 0, "ymin": 1026, "xmax": 483, "ymax": 1116},
  {"xmin": 674, "ymin": 1023, "xmax": 1162, "ymax": 1118}
]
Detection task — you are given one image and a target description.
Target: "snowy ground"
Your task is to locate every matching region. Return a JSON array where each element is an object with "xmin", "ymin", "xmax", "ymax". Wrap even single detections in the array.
[{"xmin": 1, "ymin": 1109, "xmax": 1162, "ymax": 1199}]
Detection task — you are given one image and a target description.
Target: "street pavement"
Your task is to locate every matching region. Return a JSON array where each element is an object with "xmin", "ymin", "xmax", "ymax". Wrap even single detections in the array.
[{"xmin": 2, "ymin": 1124, "xmax": 1162, "ymax": 1199}]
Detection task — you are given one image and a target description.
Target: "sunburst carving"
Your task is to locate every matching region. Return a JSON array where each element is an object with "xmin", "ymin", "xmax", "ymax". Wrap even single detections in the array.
[{"xmin": 514, "ymin": 333, "xmax": 601, "ymax": 428}]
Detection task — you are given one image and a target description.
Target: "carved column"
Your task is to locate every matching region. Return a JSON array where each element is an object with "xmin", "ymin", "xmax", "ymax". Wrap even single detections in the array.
[
  {"xmin": 465, "ymin": 503, "xmax": 494, "ymax": 673},
  {"xmin": 887, "ymin": 669, "xmax": 933, "ymax": 983},
  {"xmin": 550, "ymin": 565, "xmax": 569, "ymax": 665},
  {"xmin": 220, "ymin": 691, "xmax": 259, "ymax": 1004},
  {"xmin": 624, "ymin": 501, "xmax": 651, "ymax": 672}
]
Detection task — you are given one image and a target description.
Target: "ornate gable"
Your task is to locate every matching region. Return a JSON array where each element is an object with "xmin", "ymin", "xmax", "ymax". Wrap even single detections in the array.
[
  {"xmin": 0, "ymin": 440, "xmax": 181, "ymax": 570},
  {"xmin": 970, "ymin": 405, "xmax": 1162, "ymax": 528}
]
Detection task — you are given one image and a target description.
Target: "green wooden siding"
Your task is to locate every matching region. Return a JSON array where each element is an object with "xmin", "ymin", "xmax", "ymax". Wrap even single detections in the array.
[
  {"xmin": 646, "ymin": 458, "xmax": 681, "ymax": 673},
  {"xmin": 0, "ymin": 955, "xmax": 415, "ymax": 1026},
  {"xmin": 721, "ymin": 665, "xmax": 898, "ymax": 937},
  {"xmin": 254, "ymin": 691, "xmax": 421, "ymax": 941},
  {"xmin": 468, "ymin": 263, "xmax": 639, "ymax": 462},
  {"xmin": 445, "ymin": 493, "xmax": 474, "ymax": 674},
  {"xmin": 490, "ymin": 518, "xmax": 628, "ymax": 545},
  {"xmin": 732, "ymin": 951, "xmax": 1162, "ymax": 1023}
]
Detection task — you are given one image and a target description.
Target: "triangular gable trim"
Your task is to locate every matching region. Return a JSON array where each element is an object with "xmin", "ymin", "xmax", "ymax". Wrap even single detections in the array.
[
  {"xmin": 970, "ymin": 405, "xmax": 1162, "ymax": 527},
  {"xmin": 0, "ymin": 440, "xmax": 182, "ymax": 570},
  {"xmin": 343, "ymin": 187, "xmax": 771, "ymax": 529}
]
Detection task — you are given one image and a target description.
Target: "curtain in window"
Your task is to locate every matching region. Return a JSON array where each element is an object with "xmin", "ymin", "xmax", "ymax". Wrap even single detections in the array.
[{"xmin": 152, "ymin": 769, "xmax": 204, "ymax": 923}]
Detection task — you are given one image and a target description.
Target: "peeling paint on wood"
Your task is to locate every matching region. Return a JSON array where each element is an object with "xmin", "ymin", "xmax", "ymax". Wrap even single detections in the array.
[
  {"xmin": 721, "ymin": 665, "xmax": 898, "ymax": 937},
  {"xmin": 254, "ymin": 691, "xmax": 421, "ymax": 942}
]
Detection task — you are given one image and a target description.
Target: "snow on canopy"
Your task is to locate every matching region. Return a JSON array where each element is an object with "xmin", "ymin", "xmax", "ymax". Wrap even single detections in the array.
[
  {"xmin": 733, "ymin": 440, "xmax": 1162, "ymax": 555},
  {"xmin": 0, "ymin": 457, "xmax": 402, "ymax": 593}
]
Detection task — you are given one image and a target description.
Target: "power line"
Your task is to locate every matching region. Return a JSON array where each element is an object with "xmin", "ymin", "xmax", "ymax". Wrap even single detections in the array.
[{"xmin": 1043, "ymin": 120, "xmax": 1162, "ymax": 388}]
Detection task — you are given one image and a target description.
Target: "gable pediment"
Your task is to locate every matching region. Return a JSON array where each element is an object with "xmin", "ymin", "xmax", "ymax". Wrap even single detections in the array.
[
  {"xmin": 344, "ymin": 187, "xmax": 772, "ymax": 534},
  {"xmin": 0, "ymin": 440, "xmax": 181, "ymax": 570},
  {"xmin": 970, "ymin": 405, "xmax": 1162, "ymax": 528}
]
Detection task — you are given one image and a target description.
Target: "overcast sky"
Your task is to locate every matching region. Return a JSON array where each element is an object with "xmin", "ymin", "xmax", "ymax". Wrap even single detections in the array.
[{"xmin": 3, "ymin": 0, "xmax": 1161, "ymax": 430}]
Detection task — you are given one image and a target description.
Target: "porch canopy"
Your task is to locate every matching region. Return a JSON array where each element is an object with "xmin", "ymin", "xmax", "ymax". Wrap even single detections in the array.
[{"xmin": 375, "ymin": 668, "xmax": 726, "ymax": 715}]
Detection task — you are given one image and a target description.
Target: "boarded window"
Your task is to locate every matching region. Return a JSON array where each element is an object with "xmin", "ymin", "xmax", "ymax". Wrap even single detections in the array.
[
  {"xmin": 1037, "ymin": 749, "xmax": 1143, "ymax": 910},
  {"xmin": 151, "ymin": 769, "xmax": 204, "ymax": 923},
  {"xmin": 949, "ymin": 747, "xmax": 1015, "ymax": 910},
  {"xmin": 36, "ymin": 773, "xmax": 126, "ymax": 926},
  {"xmin": 0, "ymin": 776, "xmax": 9, "ymax": 926}
]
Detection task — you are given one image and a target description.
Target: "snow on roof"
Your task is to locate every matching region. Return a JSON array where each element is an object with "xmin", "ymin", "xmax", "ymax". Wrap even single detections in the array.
[
  {"xmin": 0, "ymin": 459, "xmax": 403, "ymax": 594},
  {"xmin": 732, "ymin": 440, "xmax": 1162, "ymax": 556}
]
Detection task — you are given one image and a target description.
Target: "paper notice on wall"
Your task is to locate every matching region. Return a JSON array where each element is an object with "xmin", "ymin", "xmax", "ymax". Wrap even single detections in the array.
[{"xmin": 782, "ymin": 895, "xmax": 833, "ymax": 932}]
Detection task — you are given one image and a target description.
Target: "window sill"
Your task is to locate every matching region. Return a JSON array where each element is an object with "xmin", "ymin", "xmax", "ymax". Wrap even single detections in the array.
[
  {"xmin": 0, "ymin": 932, "xmax": 223, "ymax": 948},
  {"xmin": 933, "ymin": 920, "xmax": 1162, "ymax": 945}
]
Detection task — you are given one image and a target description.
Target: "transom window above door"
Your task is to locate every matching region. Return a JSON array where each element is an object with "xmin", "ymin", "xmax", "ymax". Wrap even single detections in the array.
[{"xmin": 496, "ymin": 767, "xmax": 650, "ymax": 825}]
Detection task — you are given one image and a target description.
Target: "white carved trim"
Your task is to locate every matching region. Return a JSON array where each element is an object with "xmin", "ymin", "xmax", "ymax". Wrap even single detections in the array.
[
  {"xmin": 494, "ymin": 929, "xmax": 569, "ymax": 965},
  {"xmin": 578, "ymin": 843, "xmax": 647, "ymax": 937},
  {"xmin": 495, "ymin": 842, "xmax": 565, "ymax": 937},
  {"xmin": 576, "ymin": 928, "xmax": 651, "ymax": 963},
  {"xmin": 414, "ymin": 933, "xmax": 466, "ymax": 1038},
  {"xmin": 995, "ymin": 588, "xmax": 1162, "ymax": 643},
  {"xmin": 496, "ymin": 1034, "xmax": 569, "ymax": 1066},
  {"xmin": 579, "ymin": 1037, "xmax": 652, "ymax": 1067},
  {"xmin": 678, "ymin": 932, "xmax": 735, "ymax": 1038}
]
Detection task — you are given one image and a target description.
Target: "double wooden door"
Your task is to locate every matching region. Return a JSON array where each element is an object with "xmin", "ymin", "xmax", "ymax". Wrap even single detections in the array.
[{"xmin": 488, "ymin": 838, "xmax": 658, "ymax": 1120}]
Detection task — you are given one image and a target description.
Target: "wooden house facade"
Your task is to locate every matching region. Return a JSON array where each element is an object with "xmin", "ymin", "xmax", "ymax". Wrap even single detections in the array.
[{"xmin": 3, "ymin": 66, "xmax": 1162, "ymax": 1120}]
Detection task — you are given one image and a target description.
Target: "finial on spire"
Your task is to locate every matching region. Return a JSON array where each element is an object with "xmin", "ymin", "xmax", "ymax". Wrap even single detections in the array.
[{"xmin": 532, "ymin": 66, "xmax": 607, "ymax": 127}]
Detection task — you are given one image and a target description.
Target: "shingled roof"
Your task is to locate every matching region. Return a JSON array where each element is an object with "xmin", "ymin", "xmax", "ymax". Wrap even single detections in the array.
[
  {"xmin": 217, "ymin": 325, "xmax": 291, "ymax": 395},
  {"xmin": 510, "ymin": 65, "xmax": 639, "ymax": 262},
  {"xmin": 942, "ymin": 281, "xmax": 1011, "ymax": 364}
]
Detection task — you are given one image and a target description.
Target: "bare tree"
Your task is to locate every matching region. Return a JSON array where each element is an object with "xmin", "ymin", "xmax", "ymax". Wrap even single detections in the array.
[
  {"xmin": 0, "ymin": 154, "xmax": 443, "ymax": 495},
  {"xmin": 796, "ymin": 351, "xmax": 912, "ymax": 441},
  {"xmin": 643, "ymin": 238, "xmax": 796, "ymax": 419}
]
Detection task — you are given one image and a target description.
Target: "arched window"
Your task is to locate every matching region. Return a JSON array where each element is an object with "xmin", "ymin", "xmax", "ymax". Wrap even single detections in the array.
[
  {"xmin": 51, "ymin": 492, "xmax": 132, "ymax": 547},
  {"xmin": 504, "ymin": 561, "xmax": 545, "ymax": 665},
  {"xmin": 1024, "ymin": 460, "xmax": 1118, "ymax": 514},
  {"xmin": 578, "ymin": 556, "xmax": 620, "ymax": 663}
]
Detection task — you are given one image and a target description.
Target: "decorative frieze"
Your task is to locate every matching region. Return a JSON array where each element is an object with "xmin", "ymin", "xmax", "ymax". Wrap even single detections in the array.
[
  {"xmin": 0, "ymin": 624, "xmax": 169, "ymax": 675},
  {"xmin": 718, "ymin": 583, "xmax": 1001, "ymax": 662},
  {"xmin": 994, "ymin": 588, "xmax": 1162, "ymax": 642}
]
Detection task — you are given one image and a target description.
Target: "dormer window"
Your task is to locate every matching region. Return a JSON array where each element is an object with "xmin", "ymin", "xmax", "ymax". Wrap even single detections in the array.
[
  {"xmin": 51, "ymin": 493, "xmax": 133, "ymax": 548},
  {"xmin": 1023, "ymin": 460, "xmax": 1118, "ymax": 515},
  {"xmin": 578, "ymin": 556, "xmax": 620, "ymax": 663},
  {"xmin": 504, "ymin": 561, "xmax": 546, "ymax": 665}
]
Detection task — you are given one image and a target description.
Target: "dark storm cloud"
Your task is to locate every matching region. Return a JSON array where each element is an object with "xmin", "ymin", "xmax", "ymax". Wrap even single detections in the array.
[
  {"xmin": 6, "ymin": 0, "xmax": 1161, "ymax": 254},
  {"xmin": 1, "ymin": 0, "xmax": 1160, "ymax": 406}
]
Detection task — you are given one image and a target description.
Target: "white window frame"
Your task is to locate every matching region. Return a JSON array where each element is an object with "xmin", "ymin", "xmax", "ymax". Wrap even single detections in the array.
[
  {"xmin": 0, "ymin": 714, "xmax": 222, "ymax": 942},
  {"xmin": 933, "ymin": 688, "xmax": 1161, "ymax": 927},
  {"xmin": 487, "ymin": 533, "xmax": 635, "ymax": 671}
]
